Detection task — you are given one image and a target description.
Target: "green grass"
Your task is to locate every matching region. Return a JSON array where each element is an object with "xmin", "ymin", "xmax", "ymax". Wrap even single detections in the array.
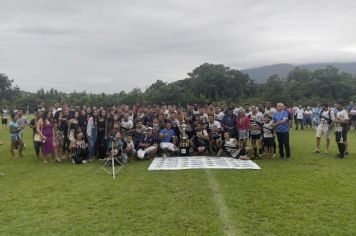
[{"xmin": 1, "ymin": 126, "xmax": 356, "ymax": 235}]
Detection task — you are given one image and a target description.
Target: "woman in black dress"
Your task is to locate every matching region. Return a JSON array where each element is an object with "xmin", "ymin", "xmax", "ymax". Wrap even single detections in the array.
[
  {"xmin": 68, "ymin": 111, "xmax": 81, "ymax": 136},
  {"xmin": 96, "ymin": 109, "xmax": 108, "ymax": 159}
]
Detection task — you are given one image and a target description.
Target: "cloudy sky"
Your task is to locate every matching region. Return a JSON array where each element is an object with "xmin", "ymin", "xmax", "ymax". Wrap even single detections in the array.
[{"xmin": 1, "ymin": 0, "xmax": 356, "ymax": 93}]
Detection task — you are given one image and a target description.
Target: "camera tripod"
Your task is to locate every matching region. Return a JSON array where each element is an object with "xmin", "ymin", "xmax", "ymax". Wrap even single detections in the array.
[{"xmin": 98, "ymin": 137, "xmax": 125, "ymax": 180}]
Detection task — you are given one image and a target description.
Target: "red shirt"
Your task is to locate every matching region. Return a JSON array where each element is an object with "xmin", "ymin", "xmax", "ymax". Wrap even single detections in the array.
[{"xmin": 236, "ymin": 116, "xmax": 250, "ymax": 130}]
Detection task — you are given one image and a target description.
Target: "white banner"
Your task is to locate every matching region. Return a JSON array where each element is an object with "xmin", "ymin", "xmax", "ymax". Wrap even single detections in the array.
[{"xmin": 148, "ymin": 156, "xmax": 261, "ymax": 171}]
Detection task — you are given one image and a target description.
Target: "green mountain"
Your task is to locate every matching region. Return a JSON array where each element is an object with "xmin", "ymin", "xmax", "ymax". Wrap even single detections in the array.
[{"xmin": 242, "ymin": 62, "xmax": 356, "ymax": 83}]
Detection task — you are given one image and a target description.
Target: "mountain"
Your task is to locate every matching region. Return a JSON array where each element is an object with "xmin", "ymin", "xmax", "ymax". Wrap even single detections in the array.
[{"xmin": 242, "ymin": 62, "xmax": 356, "ymax": 83}]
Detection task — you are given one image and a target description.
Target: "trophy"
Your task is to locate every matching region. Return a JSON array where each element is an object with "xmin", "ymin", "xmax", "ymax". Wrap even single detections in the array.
[{"xmin": 179, "ymin": 118, "xmax": 190, "ymax": 156}]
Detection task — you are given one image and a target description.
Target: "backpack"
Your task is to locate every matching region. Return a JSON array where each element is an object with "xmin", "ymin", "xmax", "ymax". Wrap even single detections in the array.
[{"xmin": 319, "ymin": 110, "xmax": 332, "ymax": 125}]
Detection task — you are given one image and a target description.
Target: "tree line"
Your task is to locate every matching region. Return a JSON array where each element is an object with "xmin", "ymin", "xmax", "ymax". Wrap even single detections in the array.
[{"xmin": 1, "ymin": 63, "xmax": 356, "ymax": 111}]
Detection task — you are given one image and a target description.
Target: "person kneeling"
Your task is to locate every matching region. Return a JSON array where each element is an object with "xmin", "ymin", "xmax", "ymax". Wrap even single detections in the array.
[
  {"xmin": 137, "ymin": 127, "xmax": 158, "ymax": 160},
  {"xmin": 70, "ymin": 131, "xmax": 88, "ymax": 164},
  {"xmin": 159, "ymin": 122, "xmax": 178, "ymax": 157},
  {"xmin": 190, "ymin": 123, "xmax": 209, "ymax": 155},
  {"xmin": 123, "ymin": 135, "xmax": 136, "ymax": 162},
  {"xmin": 217, "ymin": 132, "xmax": 250, "ymax": 160}
]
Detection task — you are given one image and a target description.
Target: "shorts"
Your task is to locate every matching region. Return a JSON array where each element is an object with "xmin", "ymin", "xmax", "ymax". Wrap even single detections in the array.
[
  {"xmin": 263, "ymin": 137, "xmax": 275, "ymax": 147},
  {"xmin": 2, "ymin": 118, "xmax": 7, "ymax": 125},
  {"xmin": 316, "ymin": 127, "xmax": 330, "ymax": 139},
  {"xmin": 250, "ymin": 133, "xmax": 261, "ymax": 141},
  {"xmin": 238, "ymin": 129, "xmax": 248, "ymax": 140}
]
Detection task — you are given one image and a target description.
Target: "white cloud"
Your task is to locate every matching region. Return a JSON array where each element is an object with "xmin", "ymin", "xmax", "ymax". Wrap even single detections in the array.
[{"xmin": 0, "ymin": 0, "xmax": 356, "ymax": 93}]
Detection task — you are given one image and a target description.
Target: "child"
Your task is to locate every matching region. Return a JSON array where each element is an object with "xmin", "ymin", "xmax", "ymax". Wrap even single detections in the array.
[
  {"xmin": 70, "ymin": 131, "xmax": 88, "ymax": 164},
  {"xmin": 217, "ymin": 132, "xmax": 250, "ymax": 160},
  {"xmin": 262, "ymin": 115, "xmax": 276, "ymax": 159},
  {"xmin": 124, "ymin": 135, "xmax": 136, "ymax": 162}
]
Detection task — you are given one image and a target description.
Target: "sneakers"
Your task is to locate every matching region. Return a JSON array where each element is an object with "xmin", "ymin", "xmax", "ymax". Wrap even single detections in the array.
[{"xmin": 313, "ymin": 150, "xmax": 320, "ymax": 153}]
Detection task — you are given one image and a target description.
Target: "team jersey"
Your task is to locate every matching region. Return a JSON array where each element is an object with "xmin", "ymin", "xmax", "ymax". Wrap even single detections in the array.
[
  {"xmin": 208, "ymin": 120, "xmax": 222, "ymax": 138},
  {"xmin": 262, "ymin": 122, "xmax": 274, "ymax": 138},
  {"xmin": 318, "ymin": 110, "xmax": 335, "ymax": 129},
  {"xmin": 334, "ymin": 109, "xmax": 349, "ymax": 132},
  {"xmin": 249, "ymin": 112, "xmax": 263, "ymax": 135},
  {"xmin": 160, "ymin": 128, "xmax": 175, "ymax": 142},
  {"xmin": 222, "ymin": 138, "xmax": 242, "ymax": 158}
]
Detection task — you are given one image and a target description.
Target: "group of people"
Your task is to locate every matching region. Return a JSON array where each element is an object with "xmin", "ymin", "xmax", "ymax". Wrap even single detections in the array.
[
  {"xmin": 291, "ymin": 102, "xmax": 356, "ymax": 131},
  {"xmin": 4, "ymin": 100, "xmax": 351, "ymax": 164}
]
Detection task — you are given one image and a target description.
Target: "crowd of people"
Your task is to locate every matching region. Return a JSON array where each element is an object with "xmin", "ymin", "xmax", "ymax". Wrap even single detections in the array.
[{"xmin": 2, "ymin": 100, "xmax": 353, "ymax": 164}]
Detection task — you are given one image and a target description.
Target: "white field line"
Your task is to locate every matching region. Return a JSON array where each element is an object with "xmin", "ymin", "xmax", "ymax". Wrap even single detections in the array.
[{"xmin": 205, "ymin": 170, "xmax": 243, "ymax": 236}]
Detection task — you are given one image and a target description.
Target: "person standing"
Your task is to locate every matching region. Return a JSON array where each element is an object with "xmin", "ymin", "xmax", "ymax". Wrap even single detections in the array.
[
  {"xmin": 249, "ymin": 106, "xmax": 263, "ymax": 158},
  {"xmin": 29, "ymin": 111, "xmax": 42, "ymax": 159},
  {"xmin": 36, "ymin": 112, "xmax": 55, "ymax": 163},
  {"xmin": 221, "ymin": 108, "xmax": 238, "ymax": 139},
  {"xmin": 2, "ymin": 108, "xmax": 8, "ymax": 127},
  {"xmin": 314, "ymin": 104, "xmax": 334, "ymax": 154},
  {"xmin": 295, "ymin": 105, "xmax": 304, "ymax": 130},
  {"xmin": 272, "ymin": 103, "xmax": 290, "ymax": 160},
  {"xmin": 333, "ymin": 101, "xmax": 349, "ymax": 159},
  {"xmin": 9, "ymin": 113, "xmax": 24, "ymax": 159},
  {"xmin": 86, "ymin": 110, "xmax": 98, "ymax": 161},
  {"xmin": 312, "ymin": 105, "xmax": 322, "ymax": 128},
  {"xmin": 236, "ymin": 109, "xmax": 250, "ymax": 147}
]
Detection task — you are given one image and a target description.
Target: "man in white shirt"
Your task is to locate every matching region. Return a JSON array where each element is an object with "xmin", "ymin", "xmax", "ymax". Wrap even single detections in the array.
[
  {"xmin": 333, "ymin": 101, "xmax": 349, "ymax": 158},
  {"xmin": 314, "ymin": 103, "xmax": 335, "ymax": 154},
  {"xmin": 264, "ymin": 102, "xmax": 277, "ymax": 118},
  {"xmin": 295, "ymin": 105, "xmax": 304, "ymax": 130}
]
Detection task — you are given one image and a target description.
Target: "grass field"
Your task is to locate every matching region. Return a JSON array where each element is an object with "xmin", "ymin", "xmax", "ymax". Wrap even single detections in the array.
[{"xmin": 1, "ymin": 126, "xmax": 356, "ymax": 236}]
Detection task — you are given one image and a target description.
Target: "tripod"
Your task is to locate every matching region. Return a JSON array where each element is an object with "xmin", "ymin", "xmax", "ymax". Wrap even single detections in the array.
[{"xmin": 99, "ymin": 136, "xmax": 124, "ymax": 180}]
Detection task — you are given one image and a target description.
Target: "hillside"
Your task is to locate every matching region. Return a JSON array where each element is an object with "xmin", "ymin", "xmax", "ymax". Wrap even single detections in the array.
[{"xmin": 242, "ymin": 62, "xmax": 356, "ymax": 83}]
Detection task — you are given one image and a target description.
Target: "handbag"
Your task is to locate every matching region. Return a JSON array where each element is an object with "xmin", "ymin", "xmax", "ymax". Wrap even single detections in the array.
[{"xmin": 34, "ymin": 133, "xmax": 43, "ymax": 142}]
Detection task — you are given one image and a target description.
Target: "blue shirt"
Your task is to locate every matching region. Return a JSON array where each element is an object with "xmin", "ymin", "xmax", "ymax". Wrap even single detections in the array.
[
  {"xmin": 273, "ymin": 111, "xmax": 289, "ymax": 133},
  {"xmin": 160, "ymin": 129, "xmax": 175, "ymax": 142},
  {"xmin": 140, "ymin": 134, "xmax": 157, "ymax": 146},
  {"xmin": 312, "ymin": 107, "xmax": 322, "ymax": 123},
  {"xmin": 9, "ymin": 120, "xmax": 20, "ymax": 140}
]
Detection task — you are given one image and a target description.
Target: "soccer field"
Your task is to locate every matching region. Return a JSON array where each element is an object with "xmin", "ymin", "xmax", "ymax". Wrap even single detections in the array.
[{"xmin": 1, "ymin": 127, "xmax": 356, "ymax": 235}]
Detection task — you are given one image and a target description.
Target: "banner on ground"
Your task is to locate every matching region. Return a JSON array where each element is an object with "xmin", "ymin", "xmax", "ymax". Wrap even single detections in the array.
[{"xmin": 148, "ymin": 156, "xmax": 261, "ymax": 171}]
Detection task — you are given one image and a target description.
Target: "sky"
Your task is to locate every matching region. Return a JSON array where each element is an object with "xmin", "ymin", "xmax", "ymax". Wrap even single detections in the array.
[{"xmin": 1, "ymin": 0, "xmax": 356, "ymax": 93}]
